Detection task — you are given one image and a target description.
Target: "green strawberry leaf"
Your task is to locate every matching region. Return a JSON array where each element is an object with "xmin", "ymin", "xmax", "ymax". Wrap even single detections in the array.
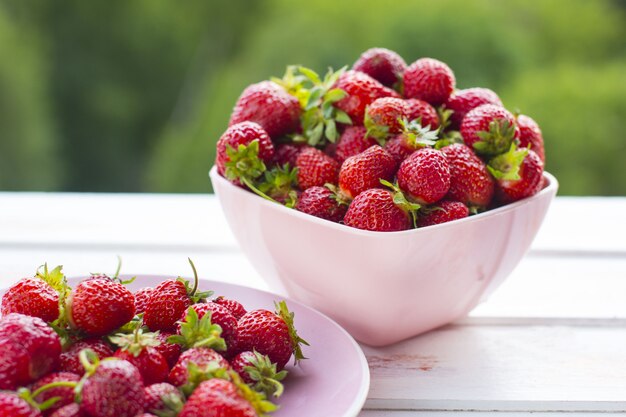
[
  {"xmin": 243, "ymin": 351, "xmax": 288, "ymax": 398},
  {"xmin": 168, "ymin": 307, "xmax": 226, "ymax": 351},
  {"xmin": 275, "ymin": 300, "xmax": 309, "ymax": 365},
  {"xmin": 487, "ymin": 143, "xmax": 529, "ymax": 181},
  {"xmin": 473, "ymin": 118, "xmax": 517, "ymax": 156}
]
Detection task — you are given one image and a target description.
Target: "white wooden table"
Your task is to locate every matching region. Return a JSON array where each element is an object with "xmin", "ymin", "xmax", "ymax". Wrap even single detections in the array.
[{"xmin": 1, "ymin": 193, "xmax": 625, "ymax": 416}]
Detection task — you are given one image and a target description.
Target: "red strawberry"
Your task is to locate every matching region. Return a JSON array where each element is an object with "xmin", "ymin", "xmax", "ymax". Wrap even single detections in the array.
[
  {"xmin": 80, "ymin": 357, "xmax": 145, "ymax": 417},
  {"xmin": 31, "ymin": 372, "xmax": 80, "ymax": 415},
  {"xmin": 229, "ymin": 81, "xmax": 301, "ymax": 139},
  {"xmin": 0, "ymin": 314, "xmax": 61, "ymax": 389},
  {"xmin": 364, "ymin": 97, "xmax": 410, "ymax": 140},
  {"xmin": 274, "ymin": 143, "xmax": 304, "ymax": 167},
  {"xmin": 334, "ymin": 126, "xmax": 377, "ymax": 163},
  {"xmin": 212, "ymin": 297, "xmax": 247, "ymax": 321},
  {"xmin": 333, "ymin": 70, "xmax": 400, "ymax": 124},
  {"xmin": 417, "ymin": 201, "xmax": 469, "ymax": 227},
  {"xmin": 111, "ymin": 329, "xmax": 170, "ymax": 385},
  {"xmin": 441, "ymin": 143, "xmax": 495, "ymax": 209},
  {"xmin": 338, "ymin": 145, "xmax": 397, "ymax": 199},
  {"xmin": 0, "ymin": 392, "xmax": 41, "ymax": 417},
  {"xmin": 167, "ymin": 348, "xmax": 230, "ymax": 388},
  {"xmin": 133, "ymin": 287, "xmax": 154, "ymax": 315},
  {"xmin": 384, "ymin": 120, "xmax": 440, "ymax": 164},
  {"xmin": 180, "ymin": 303, "xmax": 238, "ymax": 356},
  {"xmin": 490, "ymin": 147, "xmax": 544, "ymax": 203},
  {"xmin": 154, "ymin": 332, "xmax": 182, "ymax": 369},
  {"xmin": 59, "ymin": 339, "xmax": 114, "ymax": 376},
  {"xmin": 405, "ymin": 99, "xmax": 440, "ymax": 130},
  {"xmin": 343, "ymin": 187, "xmax": 417, "ymax": 232},
  {"xmin": 404, "ymin": 58, "xmax": 455, "ymax": 105},
  {"xmin": 216, "ymin": 121, "xmax": 275, "ymax": 187},
  {"xmin": 352, "ymin": 47, "xmax": 407, "ymax": 88},
  {"xmin": 230, "ymin": 351, "xmax": 287, "ymax": 398},
  {"xmin": 295, "ymin": 147, "xmax": 339, "ymax": 190},
  {"xmin": 1, "ymin": 277, "xmax": 58, "ymax": 323},
  {"xmin": 237, "ymin": 301, "xmax": 307, "ymax": 370},
  {"xmin": 67, "ymin": 278, "xmax": 135, "ymax": 336},
  {"xmin": 445, "ymin": 87, "xmax": 502, "ymax": 129},
  {"xmin": 143, "ymin": 383, "xmax": 184, "ymax": 417},
  {"xmin": 49, "ymin": 404, "xmax": 84, "ymax": 417},
  {"xmin": 397, "ymin": 148, "xmax": 451, "ymax": 204},
  {"xmin": 295, "ymin": 185, "xmax": 348, "ymax": 223},
  {"xmin": 516, "ymin": 114, "xmax": 545, "ymax": 163},
  {"xmin": 460, "ymin": 104, "xmax": 517, "ymax": 156}
]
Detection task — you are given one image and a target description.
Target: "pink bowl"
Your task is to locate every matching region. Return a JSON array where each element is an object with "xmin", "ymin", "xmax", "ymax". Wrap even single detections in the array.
[{"xmin": 210, "ymin": 166, "xmax": 558, "ymax": 346}]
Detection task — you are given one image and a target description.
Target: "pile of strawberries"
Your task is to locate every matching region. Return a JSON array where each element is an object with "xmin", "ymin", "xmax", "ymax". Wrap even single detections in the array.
[
  {"xmin": 216, "ymin": 47, "xmax": 546, "ymax": 232},
  {"xmin": 0, "ymin": 262, "xmax": 307, "ymax": 416}
]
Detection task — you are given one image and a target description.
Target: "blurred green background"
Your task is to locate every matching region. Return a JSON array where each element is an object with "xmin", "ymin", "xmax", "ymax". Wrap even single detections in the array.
[{"xmin": 1, "ymin": 0, "xmax": 624, "ymax": 194}]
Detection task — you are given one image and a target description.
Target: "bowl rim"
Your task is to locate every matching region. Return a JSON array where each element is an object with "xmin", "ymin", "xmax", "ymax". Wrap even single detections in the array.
[{"xmin": 209, "ymin": 165, "xmax": 558, "ymax": 236}]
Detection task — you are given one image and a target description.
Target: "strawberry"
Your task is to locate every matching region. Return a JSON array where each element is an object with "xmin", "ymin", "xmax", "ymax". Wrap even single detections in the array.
[
  {"xmin": 256, "ymin": 164, "xmax": 299, "ymax": 207},
  {"xmin": 167, "ymin": 348, "xmax": 230, "ymax": 388},
  {"xmin": 133, "ymin": 287, "xmax": 154, "ymax": 315},
  {"xmin": 417, "ymin": 201, "xmax": 469, "ymax": 227},
  {"xmin": 229, "ymin": 81, "xmax": 301, "ymax": 139},
  {"xmin": 364, "ymin": 97, "xmax": 410, "ymax": 141},
  {"xmin": 143, "ymin": 383, "xmax": 184, "ymax": 417},
  {"xmin": 295, "ymin": 185, "xmax": 348, "ymax": 223},
  {"xmin": 343, "ymin": 186, "xmax": 418, "ymax": 232},
  {"xmin": 384, "ymin": 120, "xmax": 439, "ymax": 164},
  {"xmin": 274, "ymin": 143, "xmax": 304, "ymax": 167},
  {"xmin": 1, "ymin": 277, "xmax": 58, "ymax": 323},
  {"xmin": 489, "ymin": 146, "xmax": 544, "ymax": 203},
  {"xmin": 31, "ymin": 372, "xmax": 81, "ymax": 415},
  {"xmin": 230, "ymin": 351, "xmax": 287, "ymax": 398},
  {"xmin": 445, "ymin": 87, "xmax": 502, "ymax": 129},
  {"xmin": 333, "ymin": 70, "xmax": 400, "ymax": 125},
  {"xmin": 0, "ymin": 392, "xmax": 41, "ymax": 417},
  {"xmin": 111, "ymin": 329, "xmax": 170, "ymax": 385},
  {"xmin": 144, "ymin": 260, "xmax": 213, "ymax": 332},
  {"xmin": 352, "ymin": 47, "xmax": 407, "ymax": 89},
  {"xmin": 0, "ymin": 314, "xmax": 61, "ymax": 389},
  {"xmin": 179, "ymin": 303, "xmax": 238, "ymax": 357},
  {"xmin": 212, "ymin": 296, "xmax": 247, "ymax": 321},
  {"xmin": 59, "ymin": 339, "xmax": 114, "ymax": 376},
  {"xmin": 79, "ymin": 355, "xmax": 145, "ymax": 417},
  {"xmin": 441, "ymin": 143, "xmax": 495, "ymax": 209},
  {"xmin": 237, "ymin": 301, "xmax": 308, "ymax": 370},
  {"xmin": 216, "ymin": 122, "xmax": 275, "ymax": 188},
  {"xmin": 460, "ymin": 104, "xmax": 517, "ymax": 156},
  {"xmin": 404, "ymin": 58, "xmax": 455, "ymax": 105},
  {"xmin": 66, "ymin": 278, "xmax": 135, "ymax": 336},
  {"xmin": 48, "ymin": 404, "xmax": 84, "ymax": 417},
  {"xmin": 397, "ymin": 148, "xmax": 451, "ymax": 204},
  {"xmin": 338, "ymin": 145, "xmax": 397, "ymax": 199},
  {"xmin": 405, "ymin": 99, "xmax": 440, "ymax": 130},
  {"xmin": 154, "ymin": 332, "xmax": 182, "ymax": 369},
  {"xmin": 334, "ymin": 126, "xmax": 377, "ymax": 163},
  {"xmin": 516, "ymin": 114, "xmax": 545, "ymax": 163},
  {"xmin": 295, "ymin": 147, "xmax": 339, "ymax": 190}
]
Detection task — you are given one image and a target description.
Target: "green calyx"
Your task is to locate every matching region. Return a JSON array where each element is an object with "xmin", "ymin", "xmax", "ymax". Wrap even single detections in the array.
[
  {"xmin": 380, "ymin": 179, "xmax": 421, "ymax": 228},
  {"xmin": 473, "ymin": 118, "xmax": 517, "ymax": 156},
  {"xmin": 180, "ymin": 360, "xmax": 229, "ymax": 396},
  {"xmin": 224, "ymin": 140, "xmax": 267, "ymax": 183},
  {"xmin": 270, "ymin": 65, "xmax": 309, "ymax": 103},
  {"xmin": 487, "ymin": 143, "xmax": 529, "ymax": 181},
  {"xmin": 37, "ymin": 264, "xmax": 74, "ymax": 347},
  {"xmin": 17, "ymin": 379, "xmax": 79, "ymax": 412},
  {"xmin": 324, "ymin": 183, "xmax": 351, "ymax": 206},
  {"xmin": 243, "ymin": 351, "xmax": 288, "ymax": 398},
  {"xmin": 363, "ymin": 110, "xmax": 390, "ymax": 145},
  {"xmin": 109, "ymin": 326, "xmax": 160, "ymax": 357},
  {"xmin": 275, "ymin": 301, "xmax": 309, "ymax": 365},
  {"xmin": 167, "ymin": 306, "xmax": 226, "ymax": 351},
  {"xmin": 434, "ymin": 130, "xmax": 464, "ymax": 150},
  {"xmin": 399, "ymin": 118, "xmax": 440, "ymax": 149},
  {"xmin": 257, "ymin": 164, "xmax": 299, "ymax": 209},
  {"xmin": 179, "ymin": 258, "xmax": 214, "ymax": 303},
  {"xmin": 437, "ymin": 105, "xmax": 453, "ymax": 132},
  {"xmin": 149, "ymin": 391, "xmax": 184, "ymax": 417},
  {"xmin": 230, "ymin": 370, "xmax": 278, "ymax": 417}
]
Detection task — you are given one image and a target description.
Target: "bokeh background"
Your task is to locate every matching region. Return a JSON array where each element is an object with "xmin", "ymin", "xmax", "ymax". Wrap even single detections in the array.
[{"xmin": 1, "ymin": 0, "xmax": 624, "ymax": 194}]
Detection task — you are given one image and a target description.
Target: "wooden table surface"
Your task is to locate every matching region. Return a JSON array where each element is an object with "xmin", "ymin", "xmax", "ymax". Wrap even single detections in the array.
[{"xmin": 1, "ymin": 193, "xmax": 625, "ymax": 416}]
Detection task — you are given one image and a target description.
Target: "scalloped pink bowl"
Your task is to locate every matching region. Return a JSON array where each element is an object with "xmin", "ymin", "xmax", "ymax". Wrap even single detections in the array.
[{"xmin": 210, "ymin": 166, "xmax": 558, "ymax": 346}]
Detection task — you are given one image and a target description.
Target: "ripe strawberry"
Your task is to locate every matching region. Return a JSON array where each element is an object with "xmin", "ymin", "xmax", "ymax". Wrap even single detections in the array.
[
  {"xmin": 67, "ymin": 278, "xmax": 135, "ymax": 336},
  {"xmin": 397, "ymin": 148, "xmax": 451, "ymax": 204},
  {"xmin": 417, "ymin": 201, "xmax": 469, "ymax": 227},
  {"xmin": 49, "ymin": 404, "xmax": 84, "ymax": 417},
  {"xmin": 441, "ymin": 143, "xmax": 495, "ymax": 209},
  {"xmin": 460, "ymin": 104, "xmax": 517, "ymax": 156},
  {"xmin": 516, "ymin": 114, "xmax": 545, "ymax": 163},
  {"xmin": 212, "ymin": 296, "xmax": 247, "ymax": 321},
  {"xmin": 0, "ymin": 314, "xmax": 61, "ymax": 389},
  {"xmin": 274, "ymin": 143, "xmax": 304, "ymax": 167},
  {"xmin": 154, "ymin": 332, "xmax": 182, "ymax": 369},
  {"xmin": 338, "ymin": 145, "xmax": 397, "ymax": 199},
  {"xmin": 343, "ymin": 187, "xmax": 418, "ymax": 232},
  {"xmin": 31, "ymin": 372, "xmax": 81, "ymax": 414},
  {"xmin": 295, "ymin": 185, "xmax": 348, "ymax": 223},
  {"xmin": 405, "ymin": 99, "xmax": 440, "ymax": 130},
  {"xmin": 404, "ymin": 58, "xmax": 455, "ymax": 105},
  {"xmin": 490, "ymin": 147, "xmax": 544, "ymax": 203},
  {"xmin": 167, "ymin": 348, "xmax": 230, "ymax": 388},
  {"xmin": 445, "ymin": 87, "xmax": 503, "ymax": 129},
  {"xmin": 0, "ymin": 392, "xmax": 41, "ymax": 417},
  {"xmin": 133, "ymin": 287, "xmax": 154, "ymax": 315},
  {"xmin": 80, "ymin": 357, "xmax": 145, "ymax": 417},
  {"xmin": 215, "ymin": 121, "xmax": 275, "ymax": 187},
  {"xmin": 59, "ymin": 339, "xmax": 114, "ymax": 376},
  {"xmin": 230, "ymin": 351, "xmax": 287, "ymax": 398},
  {"xmin": 352, "ymin": 47, "xmax": 407, "ymax": 89},
  {"xmin": 179, "ymin": 303, "xmax": 238, "ymax": 356},
  {"xmin": 364, "ymin": 97, "xmax": 410, "ymax": 140},
  {"xmin": 384, "ymin": 120, "xmax": 439, "ymax": 164},
  {"xmin": 333, "ymin": 70, "xmax": 400, "ymax": 125},
  {"xmin": 1, "ymin": 277, "xmax": 58, "ymax": 323},
  {"xmin": 237, "ymin": 301, "xmax": 308, "ymax": 370},
  {"xmin": 295, "ymin": 147, "xmax": 339, "ymax": 190},
  {"xmin": 229, "ymin": 81, "xmax": 301, "ymax": 139},
  {"xmin": 111, "ymin": 329, "xmax": 170, "ymax": 385},
  {"xmin": 143, "ymin": 383, "xmax": 184, "ymax": 417},
  {"xmin": 334, "ymin": 126, "xmax": 377, "ymax": 163}
]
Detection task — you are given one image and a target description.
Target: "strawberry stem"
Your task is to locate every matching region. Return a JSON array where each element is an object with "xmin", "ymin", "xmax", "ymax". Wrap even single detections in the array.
[
  {"xmin": 78, "ymin": 349, "xmax": 100, "ymax": 377},
  {"xmin": 188, "ymin": 258, "xmax": 199, "ymax": 297},
  {"xmin": 275, "ymin": 301, "xmax": 309, "ymax": 365}
]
